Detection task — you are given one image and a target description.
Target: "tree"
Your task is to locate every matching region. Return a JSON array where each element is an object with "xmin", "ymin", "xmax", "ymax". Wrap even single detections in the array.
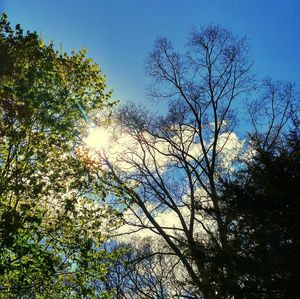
[
  {"xmin": 247, "ymin": 78, "xmax": 298, "ymax": 152},
  {"xmin": 221, "ymin": 129, "xmax": 300, "ymax": 298},
  {"xmin": 0, "ymin": 14, "xmax": 121, "ymax": 298},
  {"xmin": 92, "ymin": 25, "xmax": 253, "ymax": 298},
  {"xmin": 104, "ymin": 238, "xmax": 190, "ymax": 299},
  {"xmin": 92, "ymin": 25, "xmax": 299, "ymax": 298}
]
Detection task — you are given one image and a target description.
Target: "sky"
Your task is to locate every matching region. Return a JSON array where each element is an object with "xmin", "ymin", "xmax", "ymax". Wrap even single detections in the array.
[{"xmin": 1, "ymin": 0, "xmax": 300, "ymax": 107}]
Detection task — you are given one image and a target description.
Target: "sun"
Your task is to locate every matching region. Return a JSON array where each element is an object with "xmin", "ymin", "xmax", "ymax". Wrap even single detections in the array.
[{"xmin": 83, "ymin": 127, "xmax": 111, "ymax": 152}]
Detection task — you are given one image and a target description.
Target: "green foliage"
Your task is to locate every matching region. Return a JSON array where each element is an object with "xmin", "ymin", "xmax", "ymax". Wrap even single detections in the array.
[{"xmin": 0, "ymin": 14, "xmax": 120, "ymax": 297}]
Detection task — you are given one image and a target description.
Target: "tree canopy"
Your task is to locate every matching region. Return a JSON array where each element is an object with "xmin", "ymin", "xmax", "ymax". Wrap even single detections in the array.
[
  {"xmin": 0, "ymin": 14, "xmax": 121, "ymax": 298},
  {"xmin": 0, "ymin": 14, "xmax": 299, "ymax": 299},
  {"xmin": 221, "ymin": 129, "xmax": 300, "ymax": 298}
]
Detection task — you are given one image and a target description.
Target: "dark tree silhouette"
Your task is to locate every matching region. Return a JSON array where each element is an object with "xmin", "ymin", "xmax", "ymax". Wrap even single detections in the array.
[{"xmin": 221, "ymin": 129, "xmax": 300, "ymax": 299}]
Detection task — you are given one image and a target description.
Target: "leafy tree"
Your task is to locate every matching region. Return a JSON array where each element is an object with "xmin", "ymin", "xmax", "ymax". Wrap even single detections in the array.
[
  {"xmin": 221, "ymin": 129, "xmax": 300, "ymax": 298},
  {"xmin": 0, "ymin": 14, "xmax": 120, "ymax": 298}
]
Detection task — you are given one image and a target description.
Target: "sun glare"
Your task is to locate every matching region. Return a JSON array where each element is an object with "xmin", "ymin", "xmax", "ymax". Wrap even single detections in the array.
[{"xmin": 84, "ymin": 127, "xmax": 111, "ymax": 152}]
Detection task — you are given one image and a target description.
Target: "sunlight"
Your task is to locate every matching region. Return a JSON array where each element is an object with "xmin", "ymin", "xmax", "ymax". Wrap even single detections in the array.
[{"xmin": 84, "ymin": 127, "xmax": 111, "ymax": 152}]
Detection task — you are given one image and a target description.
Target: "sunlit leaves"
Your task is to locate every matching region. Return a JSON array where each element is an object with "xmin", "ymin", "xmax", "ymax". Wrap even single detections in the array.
[{"xmin": 0, "ymin": 14, "xmax": 119, "ymax": 297}]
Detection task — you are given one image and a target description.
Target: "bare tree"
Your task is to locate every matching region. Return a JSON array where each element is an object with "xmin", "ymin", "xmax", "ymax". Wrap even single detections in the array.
[
  {"xmin": 104, "ymin": 238, "xmax": 187, "ymax": 299},
  {"xmin": 87, "ymin": 24, "xmax": 300, "ymax": 299},
  {"xmin": 93, "ymin": 25, "xmax": 256, "ymax": 298},
  {"xmin": 247, "ymin": 78, "xmax": 299, "ymax": 152}
]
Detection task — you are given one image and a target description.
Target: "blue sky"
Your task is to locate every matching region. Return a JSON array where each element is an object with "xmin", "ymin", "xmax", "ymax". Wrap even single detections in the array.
[{"xmin": 1, "ymin": 0, "xmax": 300, "ymax": 105}]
